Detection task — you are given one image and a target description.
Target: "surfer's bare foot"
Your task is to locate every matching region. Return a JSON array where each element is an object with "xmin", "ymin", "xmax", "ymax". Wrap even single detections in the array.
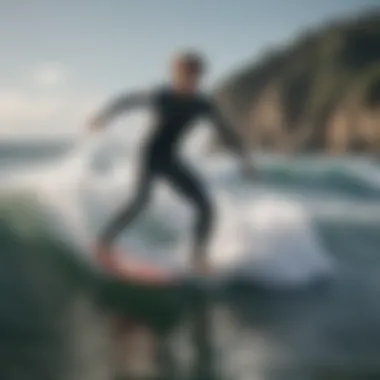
[
  {"xmin": 95, "ymin": 241, "xmax": 106, "ymax": 254},
  {"xmin": 193, "ymin": 257, "xmax": 213, "ymax": 276},
  {"xmin": 94, "ymin": 242, "xmax": 113, "ymax": 267}
]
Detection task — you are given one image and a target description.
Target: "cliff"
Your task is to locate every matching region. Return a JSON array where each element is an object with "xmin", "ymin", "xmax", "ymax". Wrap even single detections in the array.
[{"xmin": 215, "ymin": 10, "xmax": 380, "ymax": 154}]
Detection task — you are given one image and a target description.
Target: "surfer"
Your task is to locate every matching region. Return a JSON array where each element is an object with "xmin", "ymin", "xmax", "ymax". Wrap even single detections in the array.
[{"xmin": 87, "ymin": 51, "xmax": 255, "ymax": 275}]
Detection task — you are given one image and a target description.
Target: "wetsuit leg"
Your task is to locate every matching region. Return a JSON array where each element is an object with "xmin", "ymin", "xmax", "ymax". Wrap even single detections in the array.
[
  {"xmin": 99, "ymin": 165, "xmax": 155, "ymax": 246},
  {"xmin": 162, "ymin": 160, "xmax": 214, "ymax": 256}
]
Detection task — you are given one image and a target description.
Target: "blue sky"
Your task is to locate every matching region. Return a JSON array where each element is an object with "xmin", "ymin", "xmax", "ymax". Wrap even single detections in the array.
[{"xmin": 0, "ymin": 0, "xmax": 378, "ymax": 135}]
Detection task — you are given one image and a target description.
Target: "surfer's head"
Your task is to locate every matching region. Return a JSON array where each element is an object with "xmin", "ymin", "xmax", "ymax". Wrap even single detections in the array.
[{"xmin": 170, "ymin": 50, "xmax": 206, "ymax": 94}]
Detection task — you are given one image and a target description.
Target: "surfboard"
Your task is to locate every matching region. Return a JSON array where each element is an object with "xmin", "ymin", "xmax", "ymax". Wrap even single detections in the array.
[
  {"xmin": 94, "ymin": 246, "xmax": 219, "ymax": 335},
  {"xmin": 94, "ymin": 248, "xmax": 181, "ymax": 332},
  {"xmin": 96, "ymin": 248, "xmax": 181, "ymax": 286}
]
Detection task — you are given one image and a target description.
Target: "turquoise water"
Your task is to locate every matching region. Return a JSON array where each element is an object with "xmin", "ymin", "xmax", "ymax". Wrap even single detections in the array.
[{"xmin": 1, "ymin": 137, "xmax": 380, "ymax": 379}]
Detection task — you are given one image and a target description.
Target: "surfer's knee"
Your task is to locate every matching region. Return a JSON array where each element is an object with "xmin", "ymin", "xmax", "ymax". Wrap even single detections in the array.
[
  {"xmin": 194, "ymin": 195, "xmax": 214, "ymax": 242},
  {"xmin": 199, "ymin": 195, "xmax": 213, "ymax": 225},
  {"xmin": 135, "ymin": 182, "xmax": 152, "ymax": 205},
  {"xmin": 201, "ymin": 202, "xmax": 213, "ymax": 231}
]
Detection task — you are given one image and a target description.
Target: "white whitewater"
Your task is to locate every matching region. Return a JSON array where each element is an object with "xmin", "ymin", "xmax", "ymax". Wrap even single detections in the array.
[{"xmin": 2, "ymin": 128, "xmax": 334, "ymax": 289}]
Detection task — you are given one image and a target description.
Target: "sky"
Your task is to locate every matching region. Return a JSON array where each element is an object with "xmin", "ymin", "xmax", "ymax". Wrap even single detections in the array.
[{"xmin": 0, "ymin": 0, "xmax": 378, "ymax": 136}]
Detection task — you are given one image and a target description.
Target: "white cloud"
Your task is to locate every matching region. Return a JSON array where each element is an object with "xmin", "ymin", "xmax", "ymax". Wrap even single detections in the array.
[
  {"xmin": 0, "ymin": 89, "xmax": 60, "ymax": 121},
  {"xmin": 32, "ymin": 62, "xmax": 67, "ymax": 87},
  {"xmin": 0, "ymin": 88, "xmax": 101, "ymax": 136},
  {"xmin": 0, "ymin": 63, "xmax": 106, "ymax": 136}
]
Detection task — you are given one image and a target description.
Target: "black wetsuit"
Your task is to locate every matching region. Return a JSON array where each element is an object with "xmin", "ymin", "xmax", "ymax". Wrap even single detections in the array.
[{"xmin": 98, "ymin": 86, "xmax": 243, "ymax": 253}]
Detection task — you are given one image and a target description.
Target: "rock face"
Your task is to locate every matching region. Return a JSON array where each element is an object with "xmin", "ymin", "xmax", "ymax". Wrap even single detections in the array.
[{"xmin": 214, "ymin": 11, "xmax": 380, "ymax": 154}]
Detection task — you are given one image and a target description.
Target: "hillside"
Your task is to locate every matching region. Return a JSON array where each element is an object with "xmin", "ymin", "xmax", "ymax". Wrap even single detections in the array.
[{"xmin": 215, "ymin": 10, "xmax": 380, "ymax": 154}]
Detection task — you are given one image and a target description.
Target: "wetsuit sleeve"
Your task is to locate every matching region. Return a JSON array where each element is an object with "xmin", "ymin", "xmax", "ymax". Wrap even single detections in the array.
[
  {"xmin": 206, "ymin": 100, "xmax": 245, "ymax": 156},
  {"xmin": 92, "ymin": 90, "xmax": 153, "ymax": 126}
]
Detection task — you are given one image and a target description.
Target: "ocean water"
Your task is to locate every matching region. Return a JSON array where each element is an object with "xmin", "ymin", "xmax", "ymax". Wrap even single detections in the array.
[{"xmin": 1, "ymin": 132, "xmax": 380, "ymax": 380}]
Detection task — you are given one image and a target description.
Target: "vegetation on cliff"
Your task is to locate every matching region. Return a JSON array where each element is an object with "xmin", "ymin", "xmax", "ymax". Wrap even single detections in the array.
[{"xmin": 215, "ymin": 10, "xmax": 380, "ymax": 154}]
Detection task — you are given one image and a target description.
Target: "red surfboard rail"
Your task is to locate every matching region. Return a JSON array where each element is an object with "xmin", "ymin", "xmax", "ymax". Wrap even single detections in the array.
[{"xmin": 95, "ymin": 248, "xmax": 179, "ymax": 286}]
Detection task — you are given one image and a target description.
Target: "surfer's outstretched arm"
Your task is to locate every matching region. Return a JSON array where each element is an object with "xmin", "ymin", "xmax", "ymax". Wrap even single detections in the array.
[
  {"xmin": 207, "ymin": 101, "xmax": 255, "ymax": 176},
  {"xmin": 88, "ymin": 90, "xmax": 152, "ymax": 131}
]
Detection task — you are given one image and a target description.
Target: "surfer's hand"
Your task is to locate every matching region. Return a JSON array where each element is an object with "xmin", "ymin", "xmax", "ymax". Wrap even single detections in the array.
[{"xmin": 87, "ymin": 116, "xmax": 104, "ymax": 133}]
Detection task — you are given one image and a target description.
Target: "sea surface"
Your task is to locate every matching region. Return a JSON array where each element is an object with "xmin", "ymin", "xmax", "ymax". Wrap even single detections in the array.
[{"xmin": 1, "ymin": 133, "xmax": 380, "ymax": 380}]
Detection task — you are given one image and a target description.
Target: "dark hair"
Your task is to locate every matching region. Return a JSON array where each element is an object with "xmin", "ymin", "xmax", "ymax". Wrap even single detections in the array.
[{"xmin": 175, "ymin": 51, "xmax": 206, "ymax": 76}]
